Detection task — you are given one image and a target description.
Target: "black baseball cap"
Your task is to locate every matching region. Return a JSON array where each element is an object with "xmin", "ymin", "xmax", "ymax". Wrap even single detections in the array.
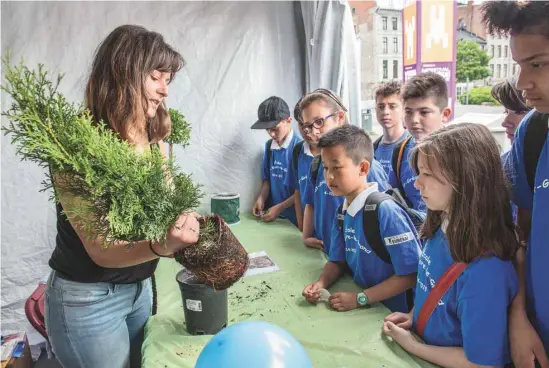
[{"xmin": 251, "ymin": 96, "xmax": 291, "ymax": 130}]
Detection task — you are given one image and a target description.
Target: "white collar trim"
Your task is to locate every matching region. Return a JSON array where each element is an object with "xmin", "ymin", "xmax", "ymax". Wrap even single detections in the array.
[
  {"xmin": 343, "ymin": 183, "xmax": 379, "ymax": 217},
  {"xmin": 270, "ymin": 129, "xmax": 294, "ymax": 150},
  {"xmin": 303, "ymin": 142, "xmax": 314, "ymax": 157}
]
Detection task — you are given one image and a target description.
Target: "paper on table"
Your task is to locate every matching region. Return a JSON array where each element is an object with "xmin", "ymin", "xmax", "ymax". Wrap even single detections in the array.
[
  {"xmin": 319, "ymin": 288, "xmax": 331, "ymax": 303},
  {"xmin": 244, "ymin": 251, "xmax": 279, "ymax": 277}
]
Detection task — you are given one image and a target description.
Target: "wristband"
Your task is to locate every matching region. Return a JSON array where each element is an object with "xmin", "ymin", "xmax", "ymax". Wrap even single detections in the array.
[{"xmin": 149, "ymin": 241, "xmax": 172, "ymax": 258}]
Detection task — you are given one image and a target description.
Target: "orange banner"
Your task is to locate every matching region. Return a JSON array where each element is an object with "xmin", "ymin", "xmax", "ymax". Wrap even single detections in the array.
[
  {"xmin": 403, "ymin": 0, "xmax": 417, "ymax": 67},
  {"xmin": 420, "ymin": 0, "xmax": 454, "ymax": 63}
]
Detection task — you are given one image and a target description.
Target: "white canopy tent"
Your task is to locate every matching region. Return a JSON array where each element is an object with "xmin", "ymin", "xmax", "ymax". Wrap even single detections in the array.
[{"xmin": 0, "ymin": 0, "xmax": 360, "ymax": 342}]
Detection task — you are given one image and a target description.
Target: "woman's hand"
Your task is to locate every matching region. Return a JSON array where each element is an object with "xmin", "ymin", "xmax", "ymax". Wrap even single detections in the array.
[{"xmin": 165, "ymin": 212, "xmax": 200, "ymax": 253}]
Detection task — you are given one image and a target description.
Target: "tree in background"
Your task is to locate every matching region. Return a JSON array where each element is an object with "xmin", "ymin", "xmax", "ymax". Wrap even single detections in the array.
[
  {"xmin": 456, "ymin": 40, "xmax": 491, "ymax": 82},
  {"xmin": 459, "ymin": 86, "xmax": 498, "ymax": 105}
]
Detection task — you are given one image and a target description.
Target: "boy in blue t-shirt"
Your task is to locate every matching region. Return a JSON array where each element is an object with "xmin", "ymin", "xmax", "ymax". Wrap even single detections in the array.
[
  {"xmin": 373, "ymin": 80, "xmax": 409, "ymax": 177},
  {"xmin": 251, "ymin": 96, "xmax": 301, "ymax": 227},
  {"xmin": 302, "ymin": 125, "xmax": 420, "ymax": 313},
  {"xmin": 482, "ymin": 2, "xmax": 549, "ymax": 362},
  {"xmin": 388, "ymin": 72, "xmax": 452, "ymax": 213}
]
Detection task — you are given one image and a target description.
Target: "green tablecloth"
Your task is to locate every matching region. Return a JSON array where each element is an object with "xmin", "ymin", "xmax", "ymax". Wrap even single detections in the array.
[{"xmin": 142, "ymin": 214, "xmax": 436, "ymax": 368}]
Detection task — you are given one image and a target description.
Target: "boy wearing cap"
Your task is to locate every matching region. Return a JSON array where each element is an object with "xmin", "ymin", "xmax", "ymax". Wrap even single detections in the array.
[{"xmin": 251, "ymin": 96, "xmax": 302, "ymax": 226}]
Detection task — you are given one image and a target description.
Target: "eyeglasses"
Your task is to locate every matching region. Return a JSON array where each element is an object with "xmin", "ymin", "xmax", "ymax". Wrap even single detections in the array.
[{"xmin": 299, "ymin": 112, "xmax": 338, "ymax": 134}]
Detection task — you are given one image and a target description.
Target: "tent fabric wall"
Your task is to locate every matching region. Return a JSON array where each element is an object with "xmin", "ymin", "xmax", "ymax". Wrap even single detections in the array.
[
  {"xmin": 0, "ymin": 0, "xmax": 359, "ymax": 337},
  {"xmin": 299, "ymin": 0, "xmax": 361, "ymax": 126}
]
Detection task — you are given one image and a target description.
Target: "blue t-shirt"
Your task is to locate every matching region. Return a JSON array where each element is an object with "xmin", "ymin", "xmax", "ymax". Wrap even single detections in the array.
[
  {"xmin": 412, "ymin": 229, "xmax": 518, "ymax": 366},
  {"xmin": 261, "ymin": 130, "xmax": 301, "ymax": 226},
  {"xmin": 303, "ymin": 158, "xmax": 389, "ymax": 253},
  {"xmin": 329, "ymin": 185, "xmax": 420, "ymax": 313},
  {"xmin": 388, "ymin": 137, "xmax": 426, "ymax": 213},
  {"xmin": 374, "ymin": 131, "xmax": 410, "ymax": 178},
  {"xmin": 286, "ymin": 142, "xmax": 315, "ymax": 213},
  {"xmin": 505, "ymin": 110, "xmax": 549, "ymax": 351}
]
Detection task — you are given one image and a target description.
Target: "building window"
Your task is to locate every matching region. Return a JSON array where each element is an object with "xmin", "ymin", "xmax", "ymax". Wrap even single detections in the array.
[
  {"xmin": 491, "ymin": 45, "xmax": 494, "ymax": 57},
  {"xmin": 383, "ymin": 37, "xmax": 388, "ymax": 53},
  {"xmin": 490, "ymin": 64, "xmax": 494, "ymax": 76},
  {"xmin": 382, "ymin": 16, "xmax": 388, "ymax": 30},
  {"xmin": 352, "ymin": 7, "xmax": 356, "ymax": 15},
  {"xmin": 457, "ymin": 87, "xmax": 462, "ymax": 96},
  {"xmin": 393, "ymin": 37, "xmax": 398, "ymax": 53},
  {"xmin": 498, "ymin": 46, "xmax": 502, "ymax": 57},
  {"xmin": 497, "ymin": 64, "xmax": 501, "ymax": 78},
  {"xmin": 392, "ymin": 17, "xmax": 398, "ymax": 30},
  {"xmin": 393, "ymin": 60, "xmax": 398, "ymax": 79},
  {"xmin": 504, "ymin": 45, "xmax": 508, "ymax": 57},
  {"xmin": 504, "ymin": 64, "xmax": 508, "ymax": 77},
  {"xmin": 383, "ymin": 60, "xmax": 388, "ymax": 79},
  {"xmin": 513, "ymin": 63, "xmax": 518, "ymax": 75}
]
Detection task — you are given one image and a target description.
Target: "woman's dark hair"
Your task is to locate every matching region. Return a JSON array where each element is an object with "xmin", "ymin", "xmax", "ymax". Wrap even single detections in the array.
[{"xmin": 85, "ymin": 25, "xmax": 185, "ymax": 143}]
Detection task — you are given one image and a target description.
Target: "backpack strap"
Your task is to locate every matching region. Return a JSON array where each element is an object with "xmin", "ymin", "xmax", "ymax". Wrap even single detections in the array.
[
  {"xmin": 362, "ymin": 192, "xmax": 393, "ymax": 264},
  {"xmin": 337, "ymin": 204, "xmax": 345, "ymax": 230},
  {"xmin": 373, "ymin": 135, "xmax": 383, "ymax": 153},
  {"xmin": 391, "ymin": 135, "xmax": 413, "ymax": 206},
  {"xmin": 524, "ymin": 112, "xmax": 549, "ymax": 192},
  {"xmin": 416, "ymin": 262, "xmax": 467, "ymax": 338},
  {"xmin": 311, "ymin": 154, "xmax": 322, "ymax": 183},
  {"xmin": 266, "ymin": 139, "xmax": 273, "ymax": 177},
  {"xmin": 293, "ymin": 140, "xmax": 305, "ymax": 170}
]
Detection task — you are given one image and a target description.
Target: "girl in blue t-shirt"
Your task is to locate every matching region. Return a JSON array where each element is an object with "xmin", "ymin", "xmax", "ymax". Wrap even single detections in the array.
[{"xmin": 382, "ymin": 123, "xmax": 519, "ymax": 367}]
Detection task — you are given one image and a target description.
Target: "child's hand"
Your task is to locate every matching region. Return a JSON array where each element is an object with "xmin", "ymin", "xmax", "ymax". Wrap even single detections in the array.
[
  {"xmin": 384, "ymin": 312, "xmax": 413, "ymax": 330},
  {"xmin": 302, "ymin": 281, "xmax": 323, "ymax": 303},
  {"xmin": 252, "ymin": 199, "xmax": 265, "ymax": 217},
  {"xmin": 329, "ymin": 292, "xmax": 358, "ymax": 311},
  {"xmin": 509, "ymin": 309, "xmax": 549, "ymax": 368},
  {"xmin": 303, "ymin": 237, "xmax": 323, "ymax": 250},
  {"xmin": 382, "ymin": 321, "xmax": 418, "ymax": 353},
  {"xmin": 261, "ymin": 204, "xmax": 282, "ymax": 222}
]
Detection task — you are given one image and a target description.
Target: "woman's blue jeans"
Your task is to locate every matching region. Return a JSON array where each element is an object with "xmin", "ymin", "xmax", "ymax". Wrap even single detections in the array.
[{"xmin": 44, "ymin": 271, "xmax": 152, "ymax": 368}]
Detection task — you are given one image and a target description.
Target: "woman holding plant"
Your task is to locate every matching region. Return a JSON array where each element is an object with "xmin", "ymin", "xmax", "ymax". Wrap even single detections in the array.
[{"xmin": 43, "ymin": 25, "xmax": 198, "ymax": 368}]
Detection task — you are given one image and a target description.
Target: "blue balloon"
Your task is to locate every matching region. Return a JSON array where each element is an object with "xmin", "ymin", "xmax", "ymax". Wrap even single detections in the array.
[{"xmin": 195, "ymin": 320, "xmax": 313, "ymax": 368}]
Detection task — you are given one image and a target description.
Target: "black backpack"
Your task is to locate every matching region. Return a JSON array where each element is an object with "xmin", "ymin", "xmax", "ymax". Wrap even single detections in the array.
[
  {"xmin": 373, "ymin": 136, "xmax": 383, "ymax": 152},
  {"xmin": 292, "ymin": 140, "xmax": 306, "ymax": 170},
  {"xmin": 524, "ymin": 112, "xmax": 549, "ymax": 192},
  {"xmin": 310, "ymin": 154, "xmax": 323, "ymax": 183},
  {"xmin": 391, "ymin": 135, "xmax": 414, "ymax": 207},
  {"xmin": 336, "ymin": 189, "xmax": 423, "ymax": 311},
  {"xmin": 336, "ymin": 189, "xmax": 424, "ymax": 265}
]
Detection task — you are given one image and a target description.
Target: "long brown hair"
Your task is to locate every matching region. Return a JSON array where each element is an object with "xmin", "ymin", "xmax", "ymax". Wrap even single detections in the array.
[
  {"xmin": 409, "ymin": 123, "xmax": 518, "ymax": 263},
  {"xmin": 85, "ymin": 25, "xmax": 185, "ymax": 143}
]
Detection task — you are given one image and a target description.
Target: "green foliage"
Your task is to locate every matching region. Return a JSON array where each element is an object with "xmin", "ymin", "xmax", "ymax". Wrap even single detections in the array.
[
  {"xmin": 456, "ymin": 40, "xmax": 491, "ymax": 82},
  {"xmin": 1, "ymin": 58, "xmax": 203, "ymax": 245},
  {"xmin": 459, "ymin": 86, "xmax": 498, "ymax": 105},
  {"xmin": 166, "ymin": 108, "xmax": 191, "ymax": 146}
]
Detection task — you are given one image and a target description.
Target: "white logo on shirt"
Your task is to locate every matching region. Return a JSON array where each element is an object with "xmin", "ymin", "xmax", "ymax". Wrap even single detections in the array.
[
  {"xmin": 384, "ymin": 232, "xmax": 414, "ymax": 246},
  {"xmin": 536, "ymin": 178, "xmax": 549, "ymax": 191}
]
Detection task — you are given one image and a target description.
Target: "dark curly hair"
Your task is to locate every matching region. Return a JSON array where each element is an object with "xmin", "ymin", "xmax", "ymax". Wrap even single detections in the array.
[{"xmin": 481, "ymin": 1, "xmax": 549, "ymax": 39}]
